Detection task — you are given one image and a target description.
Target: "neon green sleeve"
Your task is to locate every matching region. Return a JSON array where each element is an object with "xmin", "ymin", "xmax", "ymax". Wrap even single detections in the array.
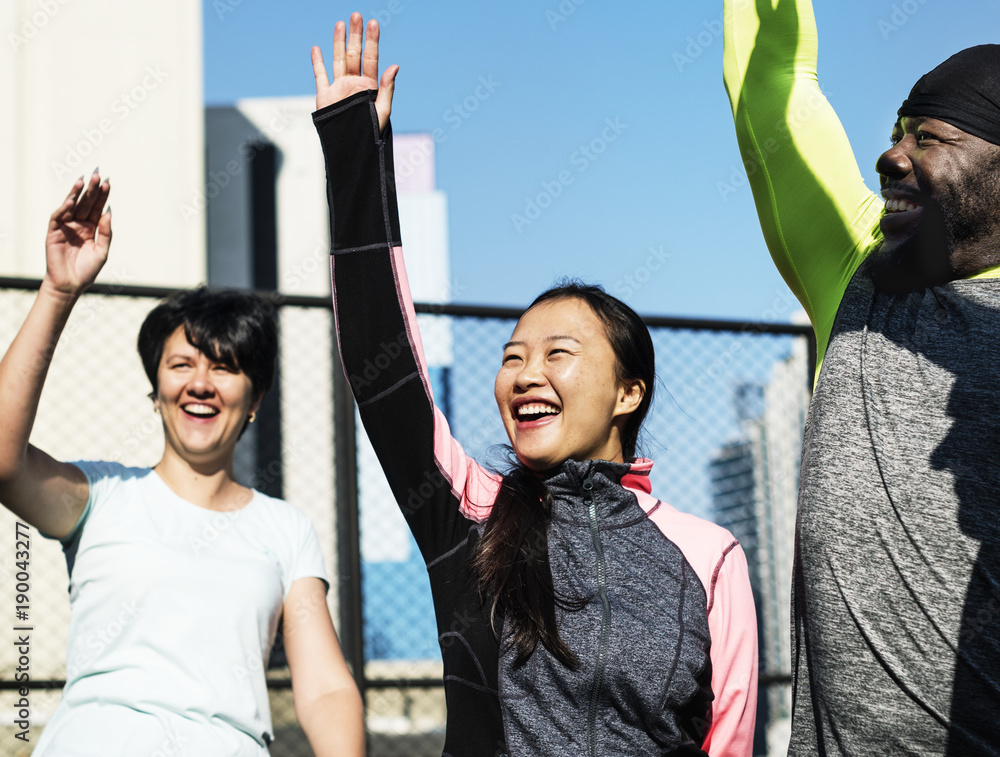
[{"xmin": 723, "ymin": 0, "xmax": 884, "ymax": 368}]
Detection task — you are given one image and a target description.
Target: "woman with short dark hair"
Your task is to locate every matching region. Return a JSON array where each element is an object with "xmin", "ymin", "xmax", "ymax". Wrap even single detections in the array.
[{"xmin": 0, "ymin": 174, "xmax": 363, "ymax": 756}]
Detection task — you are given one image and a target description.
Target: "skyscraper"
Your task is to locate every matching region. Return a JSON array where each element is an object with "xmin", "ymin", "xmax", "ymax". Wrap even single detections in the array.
[{"xmin": 710, "ymin": 337, "xmax": 809, "ymax": 756}]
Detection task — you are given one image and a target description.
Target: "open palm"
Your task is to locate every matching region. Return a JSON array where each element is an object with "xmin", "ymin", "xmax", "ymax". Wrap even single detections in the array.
[
  {"xmin": 45, "ymin": 173, "xmax": 112, "ymax": 295},
  {"xmin": 311, "ymin": 13, "xmax": 398, "ymax": 133}
]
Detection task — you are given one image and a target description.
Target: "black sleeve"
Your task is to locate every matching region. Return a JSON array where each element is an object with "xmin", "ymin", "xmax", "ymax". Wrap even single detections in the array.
[{"xmin": 313, "ymin": 90, "xmax": 489, "ymax": 563}]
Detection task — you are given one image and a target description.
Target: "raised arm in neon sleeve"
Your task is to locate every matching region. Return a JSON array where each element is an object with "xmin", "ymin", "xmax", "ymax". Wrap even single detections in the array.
[{"xmin": 722, "ymin": 0, "xmax": 884, "ymax": 365}]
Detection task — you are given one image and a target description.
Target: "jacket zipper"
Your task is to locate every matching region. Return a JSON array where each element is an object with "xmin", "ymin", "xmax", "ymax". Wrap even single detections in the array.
[{"xmin": 584, "ymin": 474, "xmax": 611, "ymax": 757}]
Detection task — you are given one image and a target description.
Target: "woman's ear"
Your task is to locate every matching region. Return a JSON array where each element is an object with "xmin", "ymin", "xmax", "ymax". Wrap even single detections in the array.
[
  {"xmin": 614, "ymin": 380, "xmax": 645, "ymax": 418},
  {"xmin": 249, "ymin": 392, "xmax": 264, "ymax": 418}
]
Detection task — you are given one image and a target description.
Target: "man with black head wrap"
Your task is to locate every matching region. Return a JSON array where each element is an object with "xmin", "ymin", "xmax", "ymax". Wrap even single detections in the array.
[
  {"xmin": 723, "ymin": 0, "xmax": 1000, "ymax": 754},
  {"xmin": 875, "ymin": 45, "xmax": 1000, "ymax": 292}
]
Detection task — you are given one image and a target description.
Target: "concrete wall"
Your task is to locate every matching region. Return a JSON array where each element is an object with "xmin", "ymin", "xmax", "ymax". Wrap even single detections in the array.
[{"xmin": 1, "ymin": 0, "xmax": 205, "ymax": 287}]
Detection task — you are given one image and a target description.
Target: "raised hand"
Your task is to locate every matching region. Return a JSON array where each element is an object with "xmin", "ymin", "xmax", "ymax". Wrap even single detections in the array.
[
  {"xmin": 311, "ymin": 12, "xmax": 398, "ymax": 133},
  {"xmin": 44, "ymin": 171, "xmax": 112, "ymax": 297}
]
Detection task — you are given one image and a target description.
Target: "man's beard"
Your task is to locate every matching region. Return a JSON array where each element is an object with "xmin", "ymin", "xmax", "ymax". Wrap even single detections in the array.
[
  {"xmin": 872, "ymin": 165, "xmax": 1000, "ymax": 294},
  {"xmin": 870, "ymin": 202, "xmax": 953, "ymax": 293}
]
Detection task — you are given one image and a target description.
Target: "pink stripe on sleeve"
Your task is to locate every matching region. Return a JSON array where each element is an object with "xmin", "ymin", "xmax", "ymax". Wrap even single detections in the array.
[
  {"xmin": 432, "ymin": 407, "xmax": 502, "ymax": 523},
  {"xmin": 389, "ymin": 246, "xmax": 435, "ymax": 406},
  {"xmin": 389, "ymin": 246, "xmax": 502, "ymax": 523}
]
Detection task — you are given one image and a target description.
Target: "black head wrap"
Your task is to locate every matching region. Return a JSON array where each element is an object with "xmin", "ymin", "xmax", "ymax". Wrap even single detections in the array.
[{"xmin": 898, "ymin": 45, "xmax": 1000, "ymax": 146}]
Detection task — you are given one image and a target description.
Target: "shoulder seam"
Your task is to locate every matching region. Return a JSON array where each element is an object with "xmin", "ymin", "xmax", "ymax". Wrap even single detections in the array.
[{"xmin": 707, "ymin": 539, "xmax": 740, "ymax": 616}]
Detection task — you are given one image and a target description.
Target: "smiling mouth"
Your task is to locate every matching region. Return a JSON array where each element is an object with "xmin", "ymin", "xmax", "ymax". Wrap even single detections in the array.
[
  {"xmin": 515, "ymin": 403, "xmax": 561, "ymax": 423},
  {"xmin": 182, "ymin": 403, "xmax": 220, "ymax": 418},
  {"xmin": 884, "ymin": 198, "xmax": 922, "ymax": 213}
]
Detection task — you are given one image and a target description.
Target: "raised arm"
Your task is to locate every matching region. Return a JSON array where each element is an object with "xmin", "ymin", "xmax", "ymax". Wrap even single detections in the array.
[
  {"xmin": 0, "ymin": 172, "xmax": 112, "ymax": 538},
  {"xmin": 312, "ymin": 16, "xmax": 500, "ymax": 560},
  {"xmin": 722, "ymin": 0, "xmax": 883, "ymax": 363}
]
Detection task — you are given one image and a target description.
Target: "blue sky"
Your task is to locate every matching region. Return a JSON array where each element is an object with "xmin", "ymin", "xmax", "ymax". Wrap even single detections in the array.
[{"xmin": 204, "ymin": 0, "xmax": 1000, "ymax": 320}]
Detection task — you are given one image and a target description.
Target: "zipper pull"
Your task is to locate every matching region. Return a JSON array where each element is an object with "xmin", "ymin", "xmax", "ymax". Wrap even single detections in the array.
[{"xmin": 582, "ymin": 475, "xmax": 594, "ymax": 501}]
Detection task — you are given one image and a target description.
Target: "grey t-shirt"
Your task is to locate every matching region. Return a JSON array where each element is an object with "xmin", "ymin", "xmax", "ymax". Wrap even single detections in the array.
[{"xmin": 790, "ymin": 259, "xmax": 1000, "ymax": 755}]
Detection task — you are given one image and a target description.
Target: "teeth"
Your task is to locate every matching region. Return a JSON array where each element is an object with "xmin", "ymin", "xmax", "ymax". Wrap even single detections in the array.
[
  {"xmin": 517, "ymin": 403, "xmax": 560, "ymax": 419},
  {"xmin": 183, "ymin": 404, "xmax": 218, "ymax": 416},
  {"xmin": 885, "ymin": 199, "xmax": 920, "ymax": 213}
]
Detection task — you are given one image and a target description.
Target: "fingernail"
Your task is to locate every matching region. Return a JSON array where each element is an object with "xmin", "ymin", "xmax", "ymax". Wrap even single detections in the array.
[{"xmin": 92, "ymin": 166, "xmax": 100, "ymax": 175}]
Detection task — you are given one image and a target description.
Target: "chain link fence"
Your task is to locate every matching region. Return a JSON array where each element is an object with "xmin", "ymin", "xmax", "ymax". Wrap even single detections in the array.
[{"xmin": 0, "ymin": 281, "xmax": 811, "ymax": 757}]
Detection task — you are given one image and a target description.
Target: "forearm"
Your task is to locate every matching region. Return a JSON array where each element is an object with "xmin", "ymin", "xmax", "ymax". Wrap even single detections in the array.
[
  {"xmin": 296, "ymin": 687, "xmax": 366, "ymax": 757},
  {"xmin": 315, "ymin": 91, "xmax": 498, "ymax": 549},
  {"xmin": 0, "ymin": 281, "xmax": 78, "ymax": 480},
  {"xmin": 314, "ymin": 89, "xmax": 406, "ymax": 409},
  {"xmin": 314, "ymin": 93, "xmax": 438, "ymax": 512}
]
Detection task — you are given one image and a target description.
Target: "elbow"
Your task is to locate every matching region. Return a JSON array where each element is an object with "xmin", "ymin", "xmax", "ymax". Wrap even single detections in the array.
[
  {"xmin": 295, "ymin": 682, "xmax": 364, "ymax": 725},
  {"xmin": 0, "ymin": 439, "xmax": 34, "ymax": 484},
  {"xmin": 296, "ymin": 686, "xmax": 366, "ymax": 757},
  {"xmin": 0, "ymin": 442, "xmax": 35, "ymax": 487},
  {"xmin": 0, "ymin": 457, "xmax": 24, "ymax": 487}
]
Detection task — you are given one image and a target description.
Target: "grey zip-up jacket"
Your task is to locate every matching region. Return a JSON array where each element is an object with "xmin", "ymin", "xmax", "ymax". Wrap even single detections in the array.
[{"xmin": 315, "ymin": 90, "xmax": 758, "ymax": 756}]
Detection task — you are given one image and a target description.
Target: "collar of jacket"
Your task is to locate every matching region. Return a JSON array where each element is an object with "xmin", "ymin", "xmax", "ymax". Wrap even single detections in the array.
[{"xmin": 538, "ymin": 457, "xmax": 654, "ymax": 526}]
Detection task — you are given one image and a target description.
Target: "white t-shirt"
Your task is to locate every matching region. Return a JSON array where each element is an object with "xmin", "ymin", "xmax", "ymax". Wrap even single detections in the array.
[{"xmin": 33, "ymin": 461, "xmax": 329, "ymax": 757}]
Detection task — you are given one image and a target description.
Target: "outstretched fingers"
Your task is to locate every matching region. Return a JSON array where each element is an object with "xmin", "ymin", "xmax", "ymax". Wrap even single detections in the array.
[
  {"xmin": 312, "ymin": 45, "xmax": 330, "ymax": 95},
  {"xmin": 62, "ymin": 177, "xmax": 84, "ymax": 205},
  {"xmin": 313, "ymin": 13, "xmax": 396, "ymax": 115},
  {"xmin": 48, "ymin": 173, "xmax": 110, "ymax": 246},
  {"xmin": 345, "ymin": 12, "xmax": 363, "ymax": 77},
  {"xmin": 51, "ymin": 178, "xmax": 85, "ymax": 223},
  {"xmin": 95, "ymin": 206, "xmax": 113, "ymax": 257},
  {"xmin": 86, "ymin": 179, "xmax": 111, "ymax": 227},
  {"xmin": 331, "ymin": 19, "xmax": 346, "ymax": 81},
  {"xmin": 73, "ymin": 170, "xmax": 104, "ymax": 220},
  {"xmin": 362, "ymin": 18, "xmax": 380, "ymax": 81},
  {"xmin": 375, "ymin": 65, "xmax": 399, "ymax": 130}
]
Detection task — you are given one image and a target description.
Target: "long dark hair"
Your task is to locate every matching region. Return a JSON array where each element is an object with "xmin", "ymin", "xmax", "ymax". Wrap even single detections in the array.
[{"xmin": 473, "ymin": 282, "xmax": 655, "ymax": 668}]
